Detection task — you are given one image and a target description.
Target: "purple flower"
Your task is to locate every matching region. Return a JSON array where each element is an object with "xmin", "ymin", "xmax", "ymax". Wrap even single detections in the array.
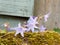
[
  {"xmin": 27, "ymin": 16, "xmax": 38, "ymax": 24},
  {"xmin": 10, "ymin": 23, "xmax": 27, "ymax": 37},
  {"xmin": 33, "ymin": 16, "xmax": 36, "ymax": 19},
  {"xmin": 26, "ymin": 16, "xmax": 38, "ymax": 32},
  {"xmin": 39, "ymin": 25, "xmax": 46, "ymax": 32}
]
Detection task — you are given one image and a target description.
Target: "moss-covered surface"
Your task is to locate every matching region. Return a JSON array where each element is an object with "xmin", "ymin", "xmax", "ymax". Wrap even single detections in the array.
[
  {"xmin": 0, "ymin": 32, "xmax": 22, "ymax": 45},
  {"xmin": 0, "ymin": 31, "xmax": 60, "ymax": 45}
]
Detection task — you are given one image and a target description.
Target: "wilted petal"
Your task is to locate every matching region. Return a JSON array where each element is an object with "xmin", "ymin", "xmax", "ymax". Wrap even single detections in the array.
[{"xmin": 44, "ymin": 12, "xmax": 50, "ymax": 22}]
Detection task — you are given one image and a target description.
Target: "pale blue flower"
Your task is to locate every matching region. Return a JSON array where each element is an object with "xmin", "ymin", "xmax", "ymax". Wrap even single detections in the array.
[
  {"xmin": 10, "ymin": 23, "xmax": 27, "ymax": 37},
  {"xmin": 27, "ymin": 16, "xmax": 38, "ymax": 24},
  {"xmin": 26, "ymin": 16, "xmax": 38, "ymax": 32},
  {"xmin": 39, "ymin": 25, "xmax": 46, "ymax": 32}
]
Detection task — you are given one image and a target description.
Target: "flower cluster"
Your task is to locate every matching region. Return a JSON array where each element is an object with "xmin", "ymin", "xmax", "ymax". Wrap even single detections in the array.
[{"xmin": 1, "ymin": 13, "xmax": 50, "ymax": 37}]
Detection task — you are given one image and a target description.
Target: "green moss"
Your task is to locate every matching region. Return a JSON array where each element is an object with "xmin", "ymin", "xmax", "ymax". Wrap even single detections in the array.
[
  {"xmin": 24, "ymin": 31, "xmax": 60, "ymax": 45},
  {"xmin": 0, "ymin": 31, "xmax": 60, "ymax": 45},
  {"xmin": 0, "ymin": 32, "xmax": 22, "ymax": 45}
]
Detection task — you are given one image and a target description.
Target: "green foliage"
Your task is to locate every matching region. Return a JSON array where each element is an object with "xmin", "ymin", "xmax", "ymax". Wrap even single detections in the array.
[
  {"xmin": 54, "ymin": 28, "xmax": 60, "ymax": 33},
  {"xmin": 0, "ymin": 31, "xmax": 60, "ymax": 45}
]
